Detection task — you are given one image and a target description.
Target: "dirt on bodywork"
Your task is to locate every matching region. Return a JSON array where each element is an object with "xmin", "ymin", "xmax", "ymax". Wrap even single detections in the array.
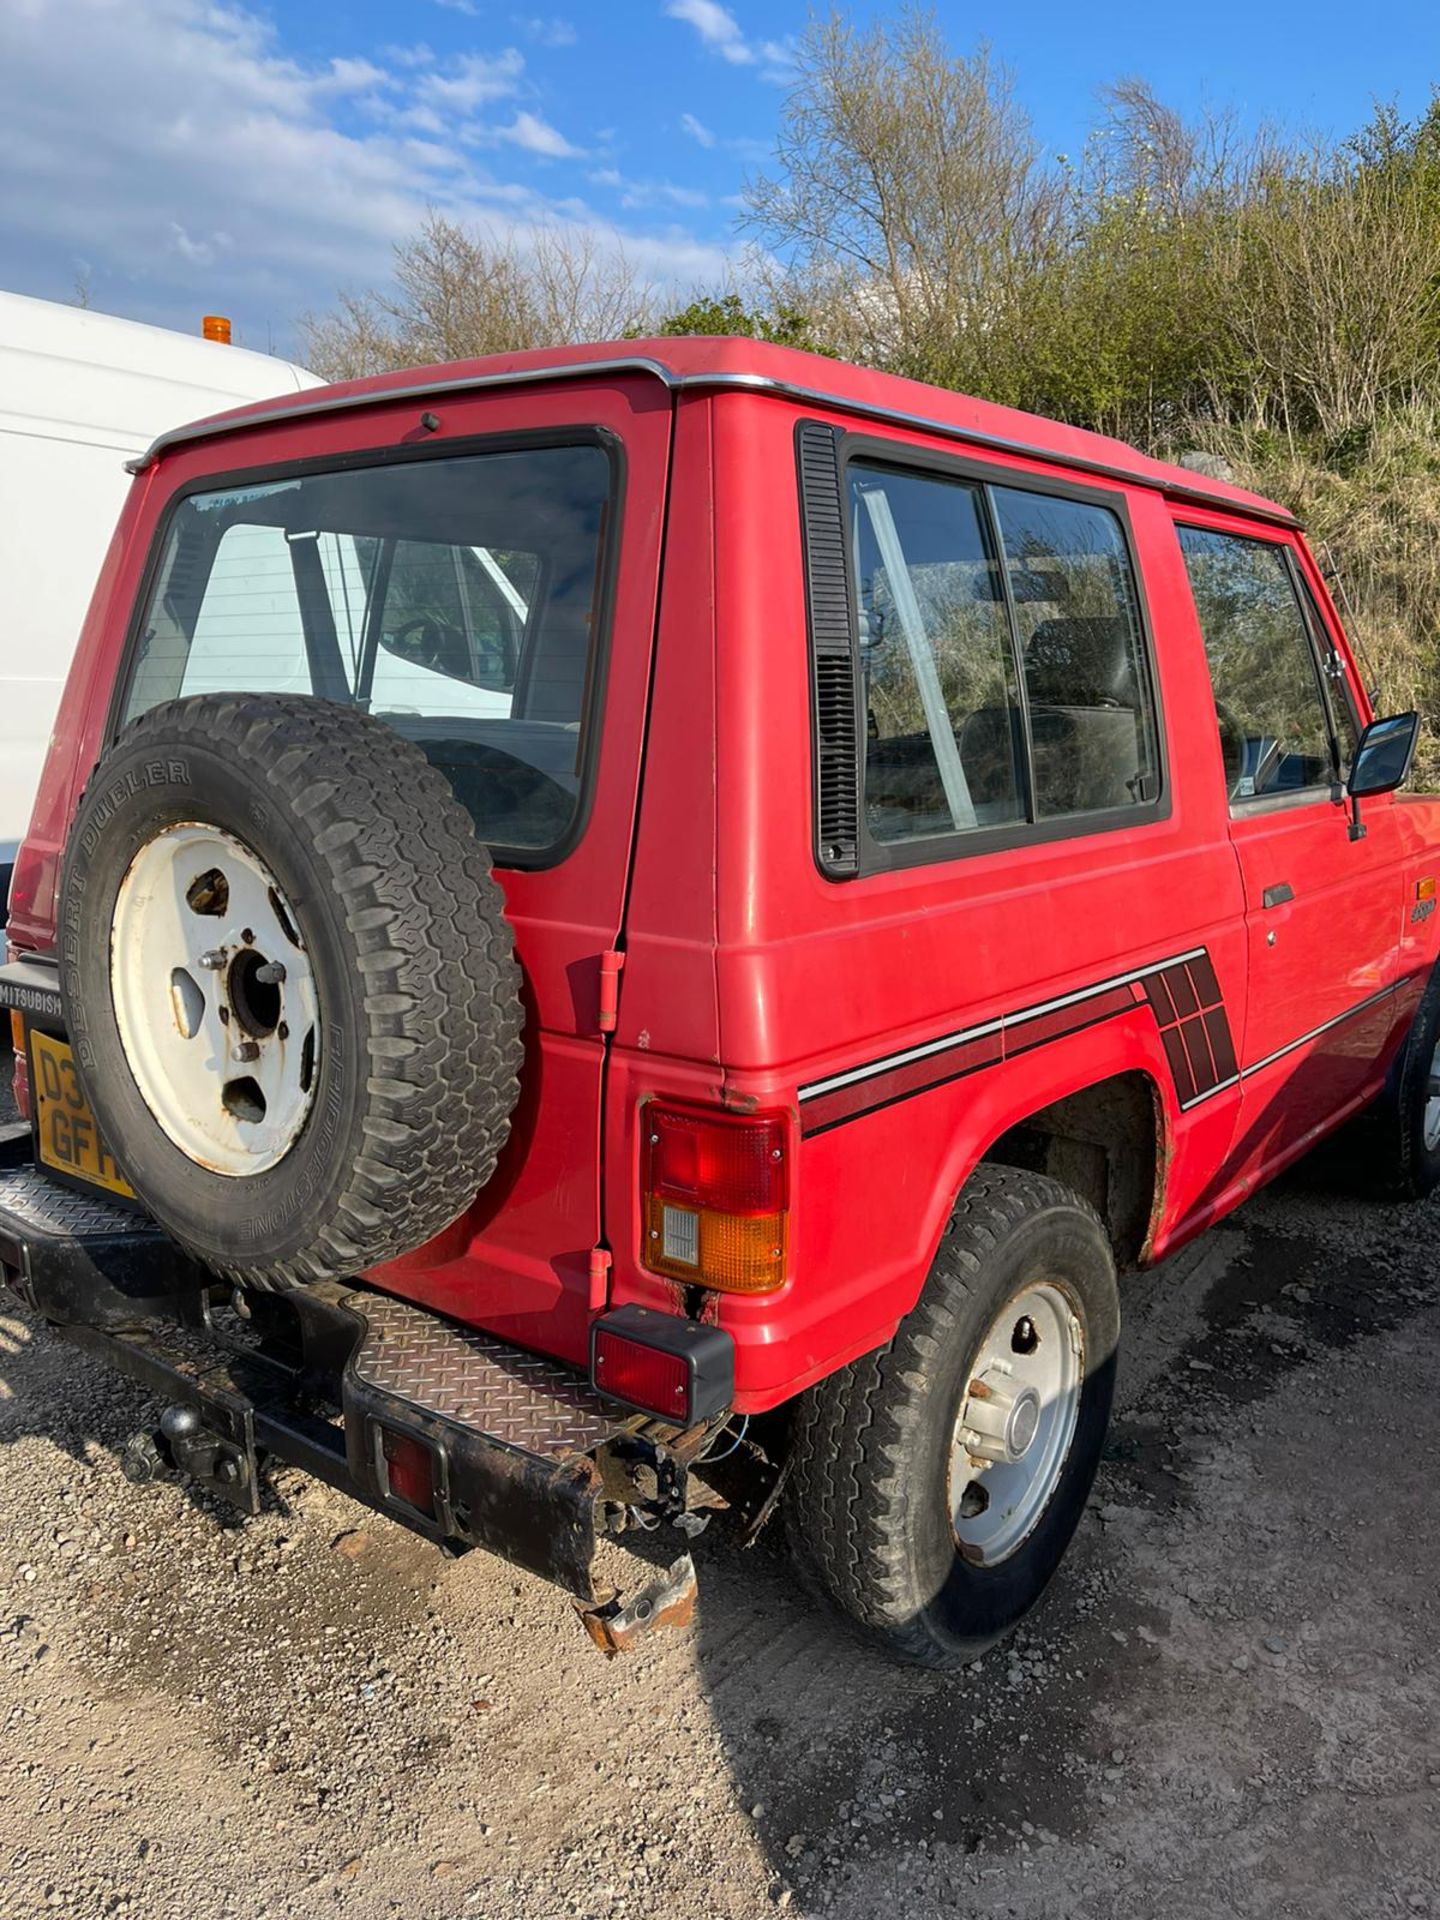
[{"xmin": 2, "ymin": 1089, "xmax": 1439, "ymax": 1917}]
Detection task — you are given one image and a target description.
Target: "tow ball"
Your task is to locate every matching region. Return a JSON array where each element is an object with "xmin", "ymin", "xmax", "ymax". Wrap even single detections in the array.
[{"xmin": 121, "ymin": 1404, "xmax": 257, "ymax": 1512}]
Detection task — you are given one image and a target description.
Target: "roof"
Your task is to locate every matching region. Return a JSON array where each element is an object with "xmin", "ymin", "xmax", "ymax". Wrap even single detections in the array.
[
  {"xmin": 0, "ymin": 290, "xmax": 318, "ymax": 444},
  {"xmin": 124, "ymin": 333, "xmax": 1295, "ymax": 528}
]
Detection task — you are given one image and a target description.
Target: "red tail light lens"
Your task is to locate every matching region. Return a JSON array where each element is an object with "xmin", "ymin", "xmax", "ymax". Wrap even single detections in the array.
[
  {"xmin": 641, "ymin": 1103, "xmax": 790, "ymax": 1293},
  {"xmin": 377, "ymin": 1427, "xmax": 435, "ymax": 1517},
  {"xmin": 590, "ymin": 1305, "xmax": 736, "ymax": 1423},
  {"xmin": 592, "ymin": 1328, "xmax": 691, "ymax": 1420}
]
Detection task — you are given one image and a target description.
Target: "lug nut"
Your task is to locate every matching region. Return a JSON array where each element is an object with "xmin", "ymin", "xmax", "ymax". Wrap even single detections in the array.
[
  {"xmin": 199, "ymin": 950, "xmax": 226, "ymax": 970},
  {"xmin": 254, "ymin": 961, "xmax": 286, "ymax": 985},
  {"xmin": 232, "ymin": 1040, "xmax": 260, "ymax": 1063}
]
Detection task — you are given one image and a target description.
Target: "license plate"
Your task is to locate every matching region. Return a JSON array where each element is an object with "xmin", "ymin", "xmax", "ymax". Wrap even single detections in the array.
[{"xmin": 28, "ymin": 1028, "xmax": 136, "ymax": 1199}]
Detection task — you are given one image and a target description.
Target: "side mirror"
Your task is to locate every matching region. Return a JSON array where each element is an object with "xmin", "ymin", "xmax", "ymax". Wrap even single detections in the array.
[
  {"xmin": 1349, "ymin": 711, "xmax": 1420, "ymax": 799},
  {"xmin": 1345, "ymin": 710, "xmax": 1420, "ymax": 840}
]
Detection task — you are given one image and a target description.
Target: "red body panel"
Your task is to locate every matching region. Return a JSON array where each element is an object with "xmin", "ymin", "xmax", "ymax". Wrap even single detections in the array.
[{"xmin": 12, "ymin": 339, "xmax": 1440, "ymax": 1415}]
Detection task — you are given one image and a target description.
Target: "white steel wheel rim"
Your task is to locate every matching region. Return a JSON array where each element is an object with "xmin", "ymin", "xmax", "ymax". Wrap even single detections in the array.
[
  {"xmin": 1423, "ymin": 1038, "xmax": 1440, "ymax": 1152},
  {"xmin": 948, "ymin": 1281, "xmax": 1085, "ymax": 1567},
  {"xmin": 110, "ymin": 823, "xmax": 319, "ymax": 1177}
]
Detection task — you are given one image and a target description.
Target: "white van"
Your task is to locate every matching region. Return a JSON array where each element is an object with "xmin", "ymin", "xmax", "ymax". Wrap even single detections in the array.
[{"xmin": 0, "ymin": 291, "xmax": 319, "ymax": 913}]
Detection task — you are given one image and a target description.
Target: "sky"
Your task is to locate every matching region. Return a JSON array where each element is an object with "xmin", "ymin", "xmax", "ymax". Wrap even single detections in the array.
[{"xmin": 1, "ymin": 0, "xmax": 1438, "ymax": 362}]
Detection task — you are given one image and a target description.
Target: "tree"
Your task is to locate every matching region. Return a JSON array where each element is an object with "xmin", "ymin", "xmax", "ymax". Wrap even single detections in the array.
[
  {"xmin": 301, "ymin": 213, "xmax": 660, "ymax": 380},
  {"xmin": 742, "ymin": 7, "xmax": 1064, "ymax": 384},
  {"xmin": 643, "ymin": 290, "xmax": 830, "ymax": 352}
]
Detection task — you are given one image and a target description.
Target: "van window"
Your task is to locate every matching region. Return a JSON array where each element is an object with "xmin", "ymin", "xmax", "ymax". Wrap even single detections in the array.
[
  {"xmin": 1178, "ymin": 527, "xmax": 1336, "ymax": 801},
  {"xmin": 846, "ymin": 459, "xmax": 1159, "ymax": 852},
  {"xmin": 123, "ymin": 443, "xmax": 612, "ymax": 858}
]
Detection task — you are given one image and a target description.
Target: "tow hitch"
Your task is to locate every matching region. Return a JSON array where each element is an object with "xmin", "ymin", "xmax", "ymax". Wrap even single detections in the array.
[{"xmin": 0, "ymin": 1141, "xmax": 722, "ymax": 1655}]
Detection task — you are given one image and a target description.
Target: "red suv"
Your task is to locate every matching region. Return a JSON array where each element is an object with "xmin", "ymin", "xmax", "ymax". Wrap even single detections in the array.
[{"xmin": 2, "ymin": 339, "xmax": 1434, "ymax": 1667}]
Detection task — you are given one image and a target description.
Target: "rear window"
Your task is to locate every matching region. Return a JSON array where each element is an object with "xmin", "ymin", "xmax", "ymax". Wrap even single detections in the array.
[{"xmin": 122, "ymin": 440, "xmax": 614, "ymax": 860}]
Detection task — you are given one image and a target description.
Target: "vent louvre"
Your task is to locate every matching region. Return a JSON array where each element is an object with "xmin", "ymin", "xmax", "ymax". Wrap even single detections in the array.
[{"xmin": 797, "ymin": 422, "xmax": 861, "ymax": 876}]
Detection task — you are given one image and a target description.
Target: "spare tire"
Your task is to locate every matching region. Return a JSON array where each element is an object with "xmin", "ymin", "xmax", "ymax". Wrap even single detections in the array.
[{"xmin": 58, "ymin": 694, "xmax": 523, "ymax": 1290}]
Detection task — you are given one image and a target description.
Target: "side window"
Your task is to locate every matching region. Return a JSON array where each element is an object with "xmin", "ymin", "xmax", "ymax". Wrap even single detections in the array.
[
  {"xmin": 850, "ymin": 465, "xmax": 1023, "ymax": 842},
  {"xmin": 1178, "ymin": 528, "xmax": 1337, "ymax": 801},
  {"xmin": 991, "ymin": 488, "xmax": 1160, "ymax": 820},
  {"xmin": 845, "ymin": 458, "xmax": 1160, "ymax": 853}
]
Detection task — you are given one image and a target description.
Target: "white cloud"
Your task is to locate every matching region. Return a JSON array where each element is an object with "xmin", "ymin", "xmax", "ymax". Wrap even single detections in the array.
[
  {"xmin": 493, "ymin": 110, "xmax": 582, "ymax": 159},
  {"xmin": 663, "ymin": 3, "xmax": 794, "ymax": 82},
  {"xmin": 168, "ymin": 221, "xmax": 232, "ymax": 267},
  {"xmin": 515, "ymin": 14, "xmax": 577, "ymax": 45},
  {"xmin": 589, "ymin": 166, "xmax": 710, "ymax": 212},
  {"xmin": 0, "ymin": 0, "xmax": 733, "ymax": 350},
  {"xmin": 416, "ymin": 48, "xmax": 525, "ymax": 113},
  {"xmin": 679, "ymin": 110, "xmax": 714, "ymax": 148},
  {"xmin": 665, "ymin": 0, "xmax": 751, "ymax": 64},
  {"xmin": 433, "ymin": 0, "xmax": 478, "ymax": 13}
]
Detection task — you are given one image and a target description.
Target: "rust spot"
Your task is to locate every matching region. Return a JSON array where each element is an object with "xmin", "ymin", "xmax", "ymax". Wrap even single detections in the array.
[
  {"xmin": 577, "ymin": 1554, "xmax": 697, "ymax": 1657},
  {"xmin": 967, "ymin": 1378, "xmax": 994, "ymax": 1401}
]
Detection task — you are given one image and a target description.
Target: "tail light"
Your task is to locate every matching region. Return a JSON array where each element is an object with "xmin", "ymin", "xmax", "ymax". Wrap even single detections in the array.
[
  {"xmin": 641, "ymin": 1101, "xmax": 790, "ymax": 1294},
  {"xmin": 591, "ymin": 1305, "xmax": 734, "ymax": 1423},
  {"xmin": 375, "ymin": 1425, "xmax": 437, "ymax": 1518}
]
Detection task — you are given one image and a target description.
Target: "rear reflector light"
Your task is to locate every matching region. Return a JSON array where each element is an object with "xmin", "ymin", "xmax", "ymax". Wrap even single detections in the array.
[
  {"xmin": 641, "ymin": 1102, "xmax": 790, "ymax": 1293},
  {"xmin": 594, "ymin": 1332, "xmax": 689, "ymax": 1419},
  {"xmin": 591, "ymin": 1304, "xmax": 735, "ymax": 1424},
  {"xmin": 377, "ymin": 1426, "xmax": 436, "ymax": 1517}
]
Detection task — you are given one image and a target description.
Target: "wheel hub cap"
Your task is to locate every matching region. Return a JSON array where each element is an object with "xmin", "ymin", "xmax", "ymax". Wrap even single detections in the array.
[
  {"xmin": 111, "ymin": 823, "xmax": 319, "ymax": 1176},
  {"xmin": 959, "ymin": 1367, "xmax": 1043, "ymax": 1464},
  {"xmin": 948, "ymin": 1282, "xmax": 1085, "ymax": 1566}
]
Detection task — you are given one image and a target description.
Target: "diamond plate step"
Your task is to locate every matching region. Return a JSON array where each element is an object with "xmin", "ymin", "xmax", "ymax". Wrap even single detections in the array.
[
  {"xmin": 0, "ymin": 1165, "xmax": 158, "ymax": 1241},
  {"xmin": 0, "ymin": 1160, "xmax": 203, "ymax": 1324},
  {"xmin": 349, "ymin": 1291, "xmax": 625, "ymax": 1457}
]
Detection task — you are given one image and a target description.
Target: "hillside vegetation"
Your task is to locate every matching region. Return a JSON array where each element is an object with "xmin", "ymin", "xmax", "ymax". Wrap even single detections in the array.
[{"xmin": 304, "ymin": 8, "xmax": 1440, "ymax": 772}]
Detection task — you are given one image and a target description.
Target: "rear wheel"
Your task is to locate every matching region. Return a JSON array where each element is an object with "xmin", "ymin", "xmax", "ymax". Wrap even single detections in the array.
[{"xmin": 786, "ymin": 1166, "xmax": 1119, "ymax": 1669}]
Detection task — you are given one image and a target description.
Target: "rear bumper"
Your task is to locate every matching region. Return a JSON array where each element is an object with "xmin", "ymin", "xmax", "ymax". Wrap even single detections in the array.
[{"xmin": 0, "ymin": 1137, "xmax": 713, "ymax": 1614}]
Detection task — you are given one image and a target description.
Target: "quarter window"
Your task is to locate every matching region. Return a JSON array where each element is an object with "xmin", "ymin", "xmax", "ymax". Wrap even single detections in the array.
[
  {"xmin": 846, "ymin": 459, "xmax": 1160, "ymax": 851},
  {"xmin": 851, "ymin": 465, "xmax": 1023, "ymax": 842},
  {"xmin": 1178, "ymin": 527, "xmax": 1337, "ymax": 801},
  {"xmin": 991, "ymin": 489, "xmax": 1159, "ymax": 821}
]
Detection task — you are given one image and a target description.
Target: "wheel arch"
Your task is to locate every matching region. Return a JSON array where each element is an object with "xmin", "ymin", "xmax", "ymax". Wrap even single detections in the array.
[{"xmin": 978, "ymin": 1067, "xmax": 1168, "ymax": 1270}]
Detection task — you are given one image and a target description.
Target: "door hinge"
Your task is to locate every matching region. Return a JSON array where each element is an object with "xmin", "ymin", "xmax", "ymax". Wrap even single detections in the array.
[
  {"xmin": 598, "ymin": 948, "xmax": 626, "ymax": 1034},
  {"xmin": 588, "ymin": 1246, "xmax": 613, "ymax": 1312}
]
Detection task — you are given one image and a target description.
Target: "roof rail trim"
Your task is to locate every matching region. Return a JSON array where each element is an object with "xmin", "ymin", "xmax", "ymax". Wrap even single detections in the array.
[
  {"xmin": 686, "ymin": 371, "xmax": 1299, "ymax": 527},
  {"xmin": 124, "ymin": 354, "xmax": 682, "ymax": 472},
  {"xmin": 124, "ymin": 352, "xmax": 1298, "ymax": 528}
]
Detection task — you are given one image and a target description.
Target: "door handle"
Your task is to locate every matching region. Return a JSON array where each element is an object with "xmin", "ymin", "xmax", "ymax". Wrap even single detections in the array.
[{"xmin": 1262, "ymin": 882, "xmax": 1295, "ymax": 909}]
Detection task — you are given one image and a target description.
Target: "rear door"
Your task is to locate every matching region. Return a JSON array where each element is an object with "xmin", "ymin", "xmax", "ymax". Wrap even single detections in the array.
[
  {"xmin": 111, "ymin": 374, "xmax": 674, "ymax": 1362},
  {"xmin": 1176, "ymin": 517, "xmax": 1404, "ymax": 1170}
]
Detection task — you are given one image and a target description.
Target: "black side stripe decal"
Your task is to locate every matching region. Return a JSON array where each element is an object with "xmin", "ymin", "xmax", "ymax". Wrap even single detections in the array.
[{"xmin": 797, "ymin": 949, "xmax": 1401, "ymax": 1137}]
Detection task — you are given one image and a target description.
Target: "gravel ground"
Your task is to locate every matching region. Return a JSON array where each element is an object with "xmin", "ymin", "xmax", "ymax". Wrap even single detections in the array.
[{"xmin": 2, "ymin": 1085, "xmax": 1440, "ymax": 1918}]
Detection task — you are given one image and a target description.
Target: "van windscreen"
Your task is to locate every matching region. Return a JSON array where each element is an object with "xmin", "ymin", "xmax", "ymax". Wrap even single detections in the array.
[{"xmin": 121, "ymin": 440, "xmax": 614, "ymax": 859}]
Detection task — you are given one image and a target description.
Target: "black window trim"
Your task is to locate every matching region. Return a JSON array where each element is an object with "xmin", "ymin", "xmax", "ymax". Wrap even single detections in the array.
[
  {"xmin": 107, "ymin": 423, "xmax": 627, "ymax": 873},
  {"xmin": 1289, "ymin": 557, "xmax": 1364, "ymax": 774},
  {"xmin": 806, "ymin": 427, "xmax": 1171, "ymax": 879},
  {"xmin": 1175, "ymin": 519, "xmax": 1349, "ymax": 819}
]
